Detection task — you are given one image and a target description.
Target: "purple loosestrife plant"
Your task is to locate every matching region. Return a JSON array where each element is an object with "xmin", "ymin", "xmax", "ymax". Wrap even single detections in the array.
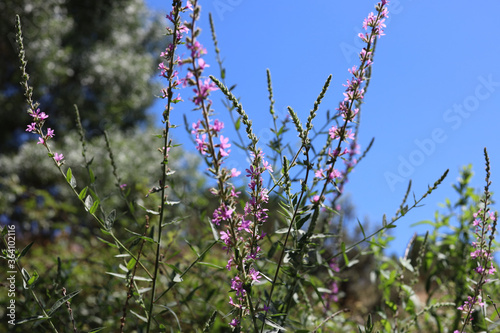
[
  {"xmin": 456, "ymin": 148, "xmax": 498, "ymax": 333},
  {"xmin": 182, "ymin": 2, "xmax": 274, "ymax": 328},
  {"xmin": 313, "ymin": 0, "xmax": 389, "ymax": 209},
  {"xmin": 147, "ymin": 1, "xmax": 191, "ymax": 331}
]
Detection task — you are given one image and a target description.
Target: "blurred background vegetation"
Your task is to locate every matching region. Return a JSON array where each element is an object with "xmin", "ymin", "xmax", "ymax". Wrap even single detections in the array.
[{"xmin": 1, "ymin": 1, "xmax": 499, "ymax": 332}]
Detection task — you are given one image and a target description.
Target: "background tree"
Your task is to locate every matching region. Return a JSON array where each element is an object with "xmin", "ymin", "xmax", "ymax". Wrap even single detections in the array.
[{"xmin": 0, "ymin": 0, "xmax": 166, "ymax": 152}]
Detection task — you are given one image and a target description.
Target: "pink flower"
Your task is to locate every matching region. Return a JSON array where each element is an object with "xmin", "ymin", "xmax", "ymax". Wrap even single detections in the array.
[
  {"xmin": 54, "ymin": 153, "xmax": 64, "ymax": 165},
  {"xmin": 219, "ymin": 135, "xmax": 231, "ymax": 157},
  {"xmin": 230, "ymin": 276, "xmax": 245, "ymax": 297},
  {"xmin": 32, "ymin": 108, "xmax": 48, "ymax": 121},
  {"xmin": 248, "ymin": 267, "xmax": 261, "ymax": 282},
  {"xmin": 238, "ymin": 219, "xmax": 252, "ymax": 233},
  {"xmin": 191, "ymin": 120, "xmax": 201, "ymax": 134},
  {"xmin": 212, "ymin": 119, "xmax": 224, "ymax": 132},
  {"xmin": 26, "ymin": 122, "xmax": 36, "ymax": 133},
  {"xmin": 219, "ymin": 135, "xmax": 231, "ymax": 150},
  {"xmin": 198, "ymin": 58, "xmax": 209, "ymax": 70},
  {"xmin": 328, "ymin": 169, "xmax": 341, "ymax": 180},
  {"xmin": 193, "ymin": 78, "xmax": 218, "ymax": 105},
  {"xmin": 195, "ymin": 134, "xmax": 207, "ymax": 154},
  {"xmin": 37, "ymin": 137, "xmax": 45, "ymax": 145},
  {"xmin": 315, "ymin": 169, "xmax": 325, "ymax": 178},
  {"xmin": 46, "ymin": 128, "xmax": 55, "ymax": 138},
  {"xmin": 230, "ymin": 168, "xmax": 241, "ymax": 178}
]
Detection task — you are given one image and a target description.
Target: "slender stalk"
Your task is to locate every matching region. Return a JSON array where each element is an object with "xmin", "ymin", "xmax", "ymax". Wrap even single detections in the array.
[{"xmin": 146, "ymin": 2, "xmax": 183, "ymax": 331}]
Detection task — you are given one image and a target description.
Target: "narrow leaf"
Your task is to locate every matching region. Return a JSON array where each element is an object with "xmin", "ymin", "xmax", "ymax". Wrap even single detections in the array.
[
  {"xmin": 89, "ymin": 168, "xmax": 95, "ymax": 184},
  {"xmin": 47, "ymin": 290, "xmax": 81, "ymax": 316},
  {"xmin": 15, "ymin": 315, "xmax": 48, "ymax": 324},
  {"xmin": 66, "ymin": 167, "xmax": 72, "ymax": 183},
  {"xmin": 341, "ymin": 242, "xmax": 350, "ymax": 266},
  {"xmin": 126, "ymin": 258, "xmax": 137, "ymax": 271},
  {"xmin": 96, "ymin": 237, "xmax": 119, "ymax": 248},
  {"xmin": 130, "ymin": 310, "xmax": 148, "ymax": 322},
  {"xmin": 357, "ymin": 219, "xmax": 366, "ymax": 239},
  {"xmin": 106, "ymin": 272, "xmax": 127, "ymax": 279},
  {"xmin": 90, "ymin": 200, "xmax": 99, "ymax": 214},
  {"xmin": 19, "ymin": 241, "xmax": 34, "ymax": 259},
  {"xmin": 105, "ymin": 209, "xmax": 116, "ymax": 230},
  {"xmin": 78, "ymin": 187, "xmax": 88, "ymax": 200},
  {"xmin": 84, "ymin": 195, "xmax": 93, "ymax": 211}
]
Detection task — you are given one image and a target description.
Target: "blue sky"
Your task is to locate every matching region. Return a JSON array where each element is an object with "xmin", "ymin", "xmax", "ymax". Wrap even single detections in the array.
[{"xmin": 145, "ymin": 0, "xmax": 500, "ymax": 257}]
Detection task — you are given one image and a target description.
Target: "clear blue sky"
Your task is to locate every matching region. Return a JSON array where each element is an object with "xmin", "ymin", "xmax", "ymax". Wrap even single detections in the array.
[{"xmin": 145, "ymin": 0, "xmax": 500, "ymax": 257}]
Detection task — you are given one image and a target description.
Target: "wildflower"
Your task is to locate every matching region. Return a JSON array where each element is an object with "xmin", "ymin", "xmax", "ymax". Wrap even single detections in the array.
[
  {"xmin": 195, "ymin": 134, "xmax": 207, "ymax": 154},
  {"xmin": 46, "ymin": 128, "xmax": 55, "ymax": 138},
  {"xmin": 248, "ymin": 267, "xmax": 261, "ymax": 282},
  {"xmin": 212, "ymin": 119, "xmax": 224, "ymax": 132},
  {"xmin": 31, "ymin": 108, "xmax": 48, "ymax": 121},
  {"xmin": 26, "ymin": 122, "xmax": 36, "ymax": 133},
  {"xmin": 229, "ymin": 318, "xmax": 240, "ymax": 327},
  {"xmin": 230, "ymin": 276, "xmax": 245, "ymax": 297},
  {"xmin": 54, "ymin": 153, "xmax": 64, "ymax": 165},
  {"xmin": 230, "ymin": 168, "xmax": 241, "ymax": 178},
  {"xmin": 219, "ymin": 135, "xmax": 231, "ymax": 157}
]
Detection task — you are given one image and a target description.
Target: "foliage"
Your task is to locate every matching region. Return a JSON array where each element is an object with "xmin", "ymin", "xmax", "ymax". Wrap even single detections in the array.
[
  {"xmin": 0, "ymin": 1, "xmax": 498, "ymax": 332},
  {"xmin": 0, "ymin": 0, "xmax": 165, "ymax": 152}
]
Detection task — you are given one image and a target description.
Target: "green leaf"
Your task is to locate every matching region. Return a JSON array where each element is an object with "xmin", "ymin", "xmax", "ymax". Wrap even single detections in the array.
[
  {"xmin": 366, "ymin": 313, "xmax": 374, "ymax": 332},
  {"xmin": 96, "ymin": 237, "xmax": 119, "ymax": 249},
  {"xmin": 27, "ymin": 270, "xmax": 38, "ymax": 286},
  {"xmin": 310, "ymin": 233, "xmax": 338, "ymax": 240},
  {"xmin": 84, "ymin": 195, "xmax": 93, "ymax": 211},
  {"xmin": 130, "ymin": 310, "xmax": 148, "ymax": 322},
  {"xmin": 66, "ymin": 167, "xmax": 72, "ymax": 183},
  {"xmin": 66, "ymin": 167, "xmax": 77, "ymax": 188},
  {"xmin": 89, "ymin": 167, "xmax": 96, "ymax": 184},
  {"xmin": 21, "ymin": 268, "xmax": 33, "ymax": 289},
  {"xmin": 90, "ymin": 200, "xmax": 100, "ymax": 214},
  {"xmin": 410, "ymin": 220, "xmax": 436, "ymax": 227},
  {"xmin": 164, "ymin": 263, "xmax": 183, "ymax": 275},
  {"xmin": 126, "ymin": 257, "xmax": 137, "ymax": 270},
  {"xmin": 257, "ymin": 313, "xmax": 287, "ymax": 331},
  {"xmin": 105, "ymin": 210, "xmax": 116, "ymax": 230},
  {"xmin": 15, "ymin": 315, "xmax": 48, "ymax": 324},
  {"xmin": 357, "ymin": 219, "xmax": 366, "ymax": 239},
  {"xmin": 235, "ymin": 117, "xmax": 241, "ymax": 130},
  {"xmin": 341, "ymin": 241, "xmax": 350, "ymax": 266},
  {"xmin": 19, "ymin": 241, "xmax": 34, "ymax": 259},
  {"xmin": 88, "ymin": 328, "xmax": 106, "ymax": 333},
  {"xmin": 137, "ymin": 203, "xmax": 159, "ymax": 215},
  {"xmin": 202, "ymin": 311, "xmax": 217, "ymax": 333},
  {"xmin": 296, "ymin": 213, "xmax": 311, "ymax": 229},
  {"xmin": 197, "ymin": 262, "xmax": 224, "ymax": 270},
  {"xmin": 47, "ymin": 290, "xmax": 81, "ymax": 316},
  {"xmin": 399, "ymin": 258, "xmax": 415, "ymax": 272},
  {"xmin": 105, "ymin": 272, "xmax": 127, "ymax": 279},
  {"xmin": 78, "ymin": 187, "xmax": 88, "ymax": 200}
]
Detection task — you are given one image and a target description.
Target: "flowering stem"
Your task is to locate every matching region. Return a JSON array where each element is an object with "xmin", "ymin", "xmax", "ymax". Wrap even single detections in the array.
[{"xmin": 146, "ymin": 1, "xmax": 183, "ymax": 331}]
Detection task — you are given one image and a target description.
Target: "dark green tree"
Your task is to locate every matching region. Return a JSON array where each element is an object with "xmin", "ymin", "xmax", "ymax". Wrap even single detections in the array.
[{"xmin": 0, "ymin": 0, "xmax": 166, "ymax": 152}]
